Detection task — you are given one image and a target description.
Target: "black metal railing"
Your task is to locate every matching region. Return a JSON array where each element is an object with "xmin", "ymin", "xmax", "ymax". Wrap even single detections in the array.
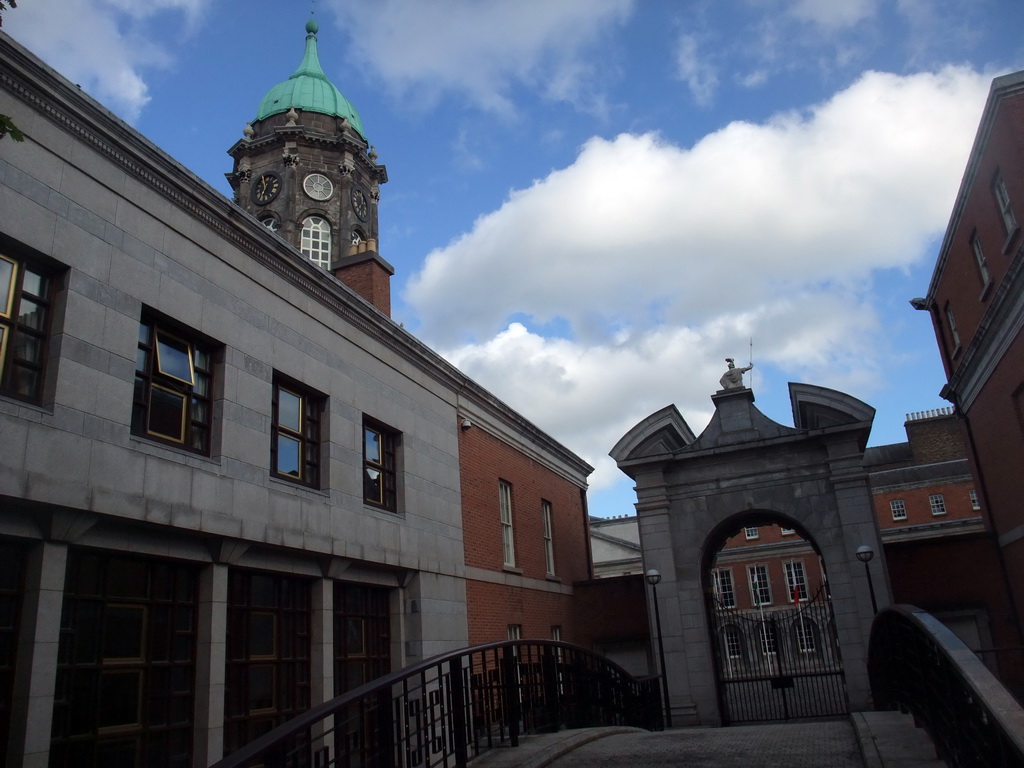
[
  {"xmin": 869, "ymin": 605, "xmax": 1024, "ymax": 768},
  {"xmin": 211, "ymin": 640, "xmax": 662, "ymax": 768}
]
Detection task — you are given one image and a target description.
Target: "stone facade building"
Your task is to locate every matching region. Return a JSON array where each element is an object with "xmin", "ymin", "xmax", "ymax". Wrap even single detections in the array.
[{"xmin": 0, "ymin": 25, "xmax": 591, "ymax": 768}]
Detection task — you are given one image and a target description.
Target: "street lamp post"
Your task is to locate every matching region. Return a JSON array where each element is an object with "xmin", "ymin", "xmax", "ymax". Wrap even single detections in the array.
[
  {"xmin": 645, "ymin": 568, "xmax": 672, "ymax": 728},
  {"xmin": 855, "ymin": 545, "xmax": 878, "ymax": 614}
]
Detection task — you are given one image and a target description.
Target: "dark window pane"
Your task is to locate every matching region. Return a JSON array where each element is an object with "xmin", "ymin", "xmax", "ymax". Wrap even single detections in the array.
[
  {"xmin": 149, "ymin": 387, "xmax": 186, "ymax": 442},
  {"xmin": 103, "ymin": 606, "xmax": 146, "ymax": 660},
  {"xmin": 250, "ymin": 612, "xmax": 276, "ymax": 658},
  {"xmin": 155, "ymin": 332, "xmax": 194, "ymax": 385},
  {"xmin": 248, "ymin": 666, "xmax": 275, "ymax": 711},
  {"xmin": 17, "ymin": 297, "xmax": 45, "ymax": 330},
  {"xmin": 98, "ymin": 671, "xmax": 141, "ymax": 728},
  {"xmin": 107, "ymin": 560, "xmax": 149, "ymax": 599}
]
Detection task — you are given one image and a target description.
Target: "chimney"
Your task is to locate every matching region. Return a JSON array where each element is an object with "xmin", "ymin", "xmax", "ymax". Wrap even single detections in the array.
[{"xmin": 332, "ymin": 239, "xmax": 394, "ymax": 316}]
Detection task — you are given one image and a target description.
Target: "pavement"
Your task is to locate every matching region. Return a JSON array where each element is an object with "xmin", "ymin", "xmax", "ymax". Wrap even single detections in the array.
[{"xmin": 468, "ymin": 711, "xmax": 943, "ymax": 768}]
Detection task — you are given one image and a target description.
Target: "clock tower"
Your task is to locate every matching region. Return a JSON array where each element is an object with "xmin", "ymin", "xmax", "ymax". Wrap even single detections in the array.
[{"xmin": 227, "ymin": 16, "xmax": 393, "ymax": 314}]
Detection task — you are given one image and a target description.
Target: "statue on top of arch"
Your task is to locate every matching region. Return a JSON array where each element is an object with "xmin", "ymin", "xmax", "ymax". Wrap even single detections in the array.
[{"xmin": 719, "ymin": 358, "xmax": 753, "ymax": 390}]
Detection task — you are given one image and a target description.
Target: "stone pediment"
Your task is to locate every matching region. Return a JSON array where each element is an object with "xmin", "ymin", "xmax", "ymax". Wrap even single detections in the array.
[{"xmin": 609, "ymin": 405, "xmax": 696, "ymax": 462}]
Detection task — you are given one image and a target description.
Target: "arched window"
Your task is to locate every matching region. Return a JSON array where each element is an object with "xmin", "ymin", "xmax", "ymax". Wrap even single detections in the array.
[{"xmin": 301, "ymin": 216, "xmax": 332, "ymax": 268}]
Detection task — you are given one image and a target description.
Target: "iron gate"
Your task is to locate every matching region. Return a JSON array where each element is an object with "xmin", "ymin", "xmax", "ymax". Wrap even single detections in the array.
[{"xmin": 711, "ymin": 586, "xmax": 848, "ymax": 724}]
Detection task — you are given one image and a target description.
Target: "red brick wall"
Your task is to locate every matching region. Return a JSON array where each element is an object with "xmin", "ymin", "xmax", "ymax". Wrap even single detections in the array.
[
  {"xmin": 334, "ymin": 259, "xmax": 391, "ymax": 316},
  {"xmin": 458, "ymin": 423, "xmax": 590, "ymax": 645},
  {"xmin": 874, "ymin": 479, "xmax": 978, "ymax": 530}
]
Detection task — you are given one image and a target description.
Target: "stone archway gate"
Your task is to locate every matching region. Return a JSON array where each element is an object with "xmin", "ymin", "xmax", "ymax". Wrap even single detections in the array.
[{"xmin": 611, "ymin": 383, "xmax": 889, "ymax": 726}]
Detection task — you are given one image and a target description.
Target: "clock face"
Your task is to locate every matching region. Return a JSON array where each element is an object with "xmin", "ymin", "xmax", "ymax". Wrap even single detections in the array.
[
  {"xmin": 351, "ymin": 187, "xmax": 369, "ymax": 221},
  {"xmin": 251, "ymin": 172, "xmax": 281, "ymax": 205},
  {"xmin": 303, "ymin": 173, "xmax": 334, "ymax": 201}
]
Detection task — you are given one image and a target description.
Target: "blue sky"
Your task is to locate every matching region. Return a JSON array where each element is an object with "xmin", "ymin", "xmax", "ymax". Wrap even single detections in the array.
[{"xmin": 6, "ymin": 0, "xmax": 1023, "ymax": 517}]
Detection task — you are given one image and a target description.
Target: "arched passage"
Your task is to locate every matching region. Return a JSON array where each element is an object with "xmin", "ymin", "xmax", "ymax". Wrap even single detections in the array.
[
  {"xmin": 611, "ymin": 384, "xmax": 889, "ymax": 725},
  {"xmin": 703, "ymin": 513, "xmax": 847, "ymax": 724}
]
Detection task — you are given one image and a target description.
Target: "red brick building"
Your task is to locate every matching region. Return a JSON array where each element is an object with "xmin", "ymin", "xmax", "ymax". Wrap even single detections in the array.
[
  {"xmin": 458, "ymin": 414, "xmax": 593, "ymax": 645},
  {"xmin": 914, "ymin": 68, "xmax": 1024, "ymax": 677}
]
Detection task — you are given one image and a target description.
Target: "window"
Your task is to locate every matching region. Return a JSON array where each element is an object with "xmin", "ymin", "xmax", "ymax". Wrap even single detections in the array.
[
  {"xmin": 744, "ymin": 526, "xmax": 759, "ymax": 540},
  {"xmin": 795, "ymin": 618, "xmax": 817, "ymax": 653},
  {"xmin": 225, "ymin": 571, "xmax": 311, "ymax": 756},
  {"xmin": 301, "ymin": 216, "xmax": 332, "ymax": 268},
  {"xmin": 780, "ymin": 527, "xmax": 795, "ymax": 536},
  {"xmin": 929, "ymin": 494, "xmax": 947, "ymax": 516},
  {"xmin": 713, "ymin": 568, "xmax": 736, "ymax": 608},
  {"xmin": 132, "ymin": 318, "xmax": 214, "ymax": 453},
  {"xmin": 890, "ymin": 499, "xmax": 907, "ymax": 521},
  {"xmin": 363, "ymin": 419, "xmax": 398, "ymax": 511},
  {"xmin": 0, "ymin": 250, "xmax": 53, "ymax": 402},
  {"xmin": 52, "ymin": 553, "xmax": 197, "ymax": 768},
  {"xmin": 541, "ymin": 500, "xmax": 555, "ymax": 575},
  {"xmin": 507, "ymin": 624, "xmax": 521, "ymax": 641},
  {"xmin": 993, "ymin": 171, "xmax": 1017, "ymax": 236},
  {"xmin": 723, "ymin": 625, "xmax": 743, "ymax": 659},
  {"xmin": 945, "ymin": 304, "xmax": 961, "ymax": 351},
  {"xmin": 499, "ymin": 480, "xmax": 516, "ymax": 567},
  {"xmin": 550, "ymin": 626, "xmax": 561, "ymax": 642},
  {"xmin": 758, "ymin": 623, "xmax": 778, "ymax": 656},
  {"xmin": 969, "ymin": 489, "xmax": 980, "ymax": 510},
  {"xmin": 970, "ymin": 231, "xmax": 990, "ymax": 287},
  {"xmin": 271, "ymin": 377, "xmax": 323, "ymax": 487},
  {"xmin": 784, "ymin": 560, "xmax": 808, "ymax": 602},
  {"xmin": 748, "ymin": 564, "xmax": 771, "ymax": 606}
]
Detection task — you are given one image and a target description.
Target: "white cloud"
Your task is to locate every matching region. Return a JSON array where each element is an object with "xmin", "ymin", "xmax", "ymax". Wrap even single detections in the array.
[
  {"xmin": 674, "ymin": 33, "xmax": 719, "ymax": 106},
  {"xmin": 4, "ymin": 0, "xmax": 204, "ymax": 122},
  {"xmin": 405, "ymin": 67, "xmax": 988, "ymax": 488},
  {"xmin": 327, "ymin": 0, "xmax": 634, "ymax": 114},
  {"xmin": 789, "ymin": 0, "xmax": 879, "ymax": 31}
]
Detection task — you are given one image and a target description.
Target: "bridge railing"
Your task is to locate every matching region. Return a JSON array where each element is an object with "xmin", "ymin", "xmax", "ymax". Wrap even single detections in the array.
[
  {"xmin": 211, "ymin": 639, "xmax": 662, "ymax": 768},
  {"xmin": 868, "ymin": 604, "xmax": 1024, "ymax": 768}
]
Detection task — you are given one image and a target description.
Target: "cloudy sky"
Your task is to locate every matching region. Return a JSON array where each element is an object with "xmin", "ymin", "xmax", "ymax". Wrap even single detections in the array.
[{"xmin": 5, "ymin": 0, "xmax": 1022, "ymax": 517}]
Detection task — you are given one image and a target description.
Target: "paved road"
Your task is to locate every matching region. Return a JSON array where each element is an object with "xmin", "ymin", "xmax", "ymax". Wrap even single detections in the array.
[{"xmin": 545, "ymin": 721, "xmax": 863, "ymax": 768}]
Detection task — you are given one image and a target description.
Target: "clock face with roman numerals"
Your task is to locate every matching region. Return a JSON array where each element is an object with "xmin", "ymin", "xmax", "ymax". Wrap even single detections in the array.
[
  {"xmin": 251, "ymin": 172, "xmax": 281, "ymax": 205},
  {"xmin": 351, "ymin": 187, "xmax": 369, "ymax": 221}
]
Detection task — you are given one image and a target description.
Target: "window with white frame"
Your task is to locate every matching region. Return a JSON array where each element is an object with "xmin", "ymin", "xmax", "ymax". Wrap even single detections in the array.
[
  {"xmin": 499, "ymin": 480, "xmax": 516, "ymax": 567},
  {"xmin": 748, "ymin": 564, "xmax": 772, "ymax": 606},
  {"xmin": 713, "ymin": 568, "xmax": 736, "ymax": 608},
  {"xmin": 507, "ymin": 624, "xmax": 521, "ymax": 641},
  {"xmin": 758, "ymin": 623, "xmax": 778, "ymax": 656},
  {"xmin": 550, "ymin": 626, "xmax": 561, "ymax": 642},
  {"xmin": 301, "ymin": 216, "xmax": 332, "ymax": 268},
  {"xmin": 890, "ymin": 499, "xmax": 907, "ymax": 521},
  {"xmin": 780, "ymin": 527, "xmax": 795, "ymax": 536},
  {"xmin": 969, "ymin": 489, "xmax": 980, "ymax": 510},
  {"xmin": 945, "ymin": 304, "xmax": 961, "ymax": 351},
  {"xmin": 541, "ymin": 500, "xmax": 555, "ymax": 575},
  {"xmin": 795, "ymin": 618, "xmax": 817, "ymax": 653},
  {"xmin": 723, "ymin": 625, "xmax": 743, "ymax": 659},
  {"xmin": 744, "ymin": 526, "xmax": 759, "ymax": 540},
  {"xmin": 929, "ymin": 493, "xmax": 947, "ymax": 516},
  {"xmin": 970, "ymin": 231, "xmax": 991, "ymax": 287},
  {"xmin": 993, "ymin": 171, "xmax": 1018, "ymax": 236},
  {"xmin": 784, "ymin": 560, "xmax": 808, "ymax": 602}
]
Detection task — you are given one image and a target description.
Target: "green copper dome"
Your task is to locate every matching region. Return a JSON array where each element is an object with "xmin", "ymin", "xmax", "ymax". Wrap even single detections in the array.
[{"xmin": 256, "ymin": 17, "xmax": 366, "ymax": 139}]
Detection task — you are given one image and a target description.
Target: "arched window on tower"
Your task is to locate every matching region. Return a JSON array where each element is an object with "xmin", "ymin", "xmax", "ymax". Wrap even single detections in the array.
[{"xmin": 301, "ymin": 216, "xmax": 332, "ymax": 268}]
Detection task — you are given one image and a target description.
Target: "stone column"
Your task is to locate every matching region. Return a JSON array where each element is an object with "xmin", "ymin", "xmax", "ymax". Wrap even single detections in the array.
[
  {"xmin": 194, "ymin": 563, "xmax": 228, "ymax": 766},
  {"xmin": 7, "ymin": 541, "xmax": 68, "ymax": 768}
]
